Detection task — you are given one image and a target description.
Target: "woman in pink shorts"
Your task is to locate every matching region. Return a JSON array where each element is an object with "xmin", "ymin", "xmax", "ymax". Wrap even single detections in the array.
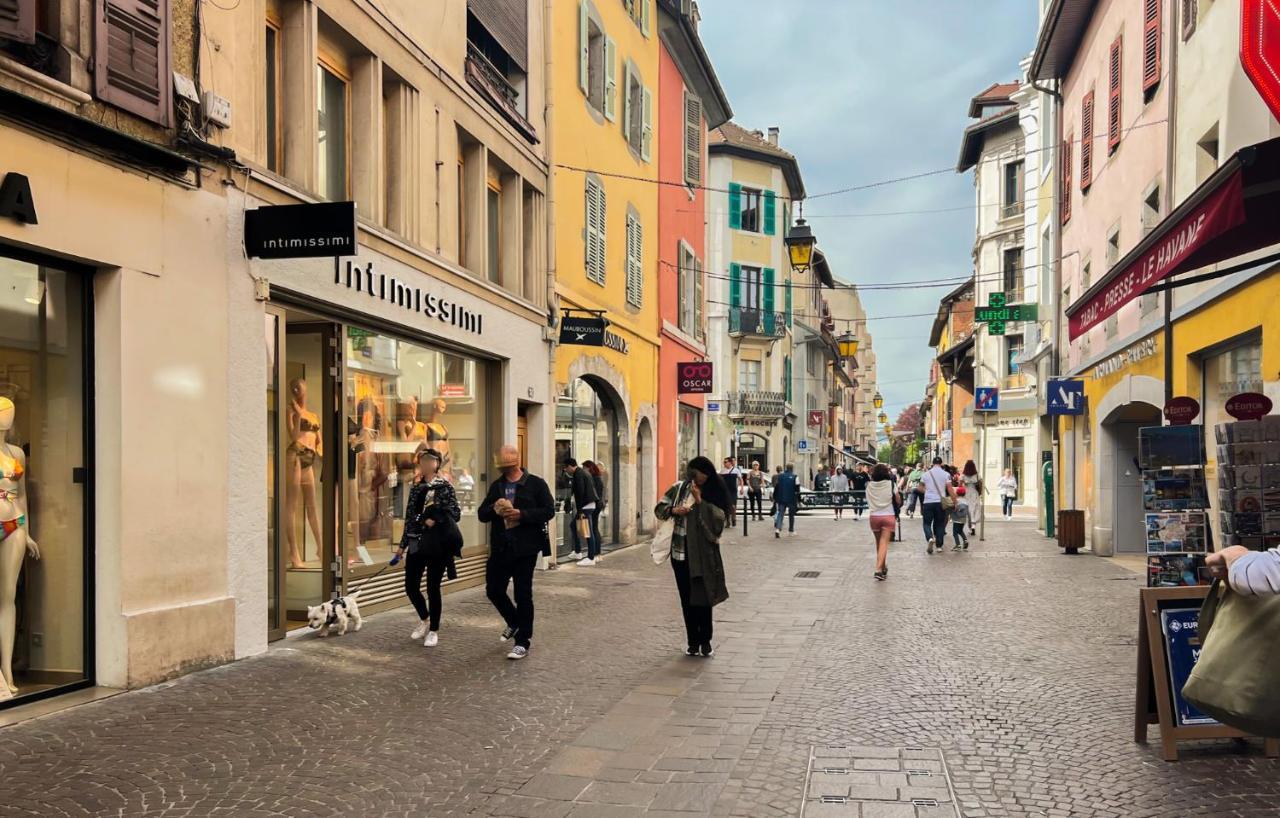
[{"xmin": 865, "ymin": 464, "xmax": 901, "ymax": 581}]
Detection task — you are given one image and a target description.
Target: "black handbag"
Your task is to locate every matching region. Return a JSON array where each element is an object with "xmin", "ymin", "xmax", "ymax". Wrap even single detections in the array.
[{"xmin": 400, "ymin": 532, "xmax": 422, "ymax": 555}]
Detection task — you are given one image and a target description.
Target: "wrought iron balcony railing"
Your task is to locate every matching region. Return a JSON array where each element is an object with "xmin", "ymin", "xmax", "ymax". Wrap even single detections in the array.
[
  {"xmin": 465, "ymin": 42, "xmax": 536, "ymax": 141},
  {"xmin": 728, "ymin": 307, "xmax": 786, "ymax": 339}
]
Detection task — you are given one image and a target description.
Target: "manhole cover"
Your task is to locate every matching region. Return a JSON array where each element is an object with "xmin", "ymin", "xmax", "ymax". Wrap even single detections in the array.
[
  {"xmin": 795, "ymin": 571, "xmax": 821, "ymax": 579},
  {"xmin": 802, "ymin": 745, "xmax": 960, "ymax": 817}
]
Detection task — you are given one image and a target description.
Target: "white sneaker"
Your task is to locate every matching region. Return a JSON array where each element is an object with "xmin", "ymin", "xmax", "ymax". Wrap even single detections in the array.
[
  {"xmin": 567, "ymin": 551, "xmax": 583, "ymax": 560},
  {"xmin": 507, "ymin": 646, "xmax": 528, "ymax": 660},
  {"xmin": 411, "ymin": 620, "xmax": 429, "ymax": 641},
  {"xmin": 927, "ymin": 539, "xmax": 935, "ymax": 554},
  {"xmin": 577, "ymin": 557, "xmax": 596, "ymax": 566},
  {"xmin": 424, "ymin": 631, "xmax": 438, "ymax": 647}
]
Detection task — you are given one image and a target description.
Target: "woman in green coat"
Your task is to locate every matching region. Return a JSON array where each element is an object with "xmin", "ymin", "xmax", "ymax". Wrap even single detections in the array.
[{"xmin": 655, "ymin": 456, "xmax": 730, "ymax": 657}]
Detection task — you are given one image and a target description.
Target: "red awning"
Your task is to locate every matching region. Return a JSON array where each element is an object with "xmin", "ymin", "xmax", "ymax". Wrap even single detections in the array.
[{"xmin": 1066, "ymin": 136, "xmax": 1280, "ymax": 340}]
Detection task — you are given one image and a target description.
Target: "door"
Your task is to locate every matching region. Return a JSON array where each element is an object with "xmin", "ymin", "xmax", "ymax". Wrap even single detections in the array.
[
  {"xmin": 517, "ymin": 411, "xmax": 528, "ymax": 468},
  {"xmin": 1113, "ymin": 421, "xmax": 1146, "ymax": 554},
  {"xmin": 1002, "ymin": 437, "xmax": 1025, "ymax": 503}
]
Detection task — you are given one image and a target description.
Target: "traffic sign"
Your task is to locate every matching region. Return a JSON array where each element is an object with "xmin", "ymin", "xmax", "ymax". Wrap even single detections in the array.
[
  {"xmin": 975, "ymin": 387, "xmax": 999, "ymax": 412},
  {"xmin": 1242, "ymin": 0, "xmax": 1280, "ymax": 123},
  {"xmin": 797, "ymin": 439, "xmax": 811, "ymax": 453},
  {"xmin": 706, "ymin": 401, "xmax": 721, "ymax": 413}
]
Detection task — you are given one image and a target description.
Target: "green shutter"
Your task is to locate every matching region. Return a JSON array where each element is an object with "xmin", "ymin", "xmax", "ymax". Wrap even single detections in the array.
[
  {"xmin": 784, "ymin": 280, "xmax": 793, "ymax": 327},
  {"xmin": 729, "ymin": 262, "xmax": 742, "ymax": 310},
  {"xmin": 578, "ymin": 2, "xmax": 588, "ymax": 93},
  {"xmin": 728, "ymin": 182, "xmax": 741, "ymax": 230},
  {"xmin": 784, "ymin": 356, "xmax": 792, "ymax": 403},
  {"xmin": 763, "ymin": 190, "xmax": 777, "ymax": 235},
  {"xmin": 763, "ymin": 267, "xmax": 776, "ymax": 332}
]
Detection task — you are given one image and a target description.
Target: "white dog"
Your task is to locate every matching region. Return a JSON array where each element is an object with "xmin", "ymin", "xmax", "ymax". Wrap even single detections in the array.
[{"xmin": 307, "ymin": 590, "xmax": 364, "ymax": 636}]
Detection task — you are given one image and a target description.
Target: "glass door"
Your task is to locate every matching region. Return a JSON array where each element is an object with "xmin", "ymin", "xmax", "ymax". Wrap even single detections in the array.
[{"xmin": 265, "ymin": 310, "xmax": 284, "ymax": 640}]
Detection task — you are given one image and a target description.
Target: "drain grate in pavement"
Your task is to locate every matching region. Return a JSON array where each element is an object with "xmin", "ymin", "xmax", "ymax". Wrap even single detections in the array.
[
  {"xmin": 795, "ymin": 571, "xmax": 821, "ymax": 579},
  {"xmin": 801, "ymin": 745, "xmax": 960, "ymax": 817}
]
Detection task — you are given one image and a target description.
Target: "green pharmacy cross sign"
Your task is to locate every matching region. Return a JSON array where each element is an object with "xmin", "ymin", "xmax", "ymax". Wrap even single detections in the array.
[{"xmin": 974, "ymin": 292, "xmax": 1037, "ymax": 336}]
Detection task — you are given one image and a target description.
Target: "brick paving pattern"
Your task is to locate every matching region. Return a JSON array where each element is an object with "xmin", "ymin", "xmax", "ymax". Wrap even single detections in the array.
[{"xmin": 1, "ymin": 513, "xmax": 1278, "ymax": 816}]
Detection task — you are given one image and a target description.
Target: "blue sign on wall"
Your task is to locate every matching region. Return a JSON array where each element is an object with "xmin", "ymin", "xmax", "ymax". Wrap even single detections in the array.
[
  {"xmin": 1047, "ymin": 378, "xmax": 1086, "ymax": 416},
  {"xmin": 975, "ymin": 387, "xmax": 999, "ymax": 412}
]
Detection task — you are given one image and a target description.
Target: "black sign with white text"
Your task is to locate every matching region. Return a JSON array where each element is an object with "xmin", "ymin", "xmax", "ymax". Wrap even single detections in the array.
[
  {"xmin": 677, "ymin": 361, "xmax": 713, "ymax": 394},
  {"xmin": 245, "ymin": 201, "xmax": 357, "ymax": 259},
  {"xmin": 559, "ymin": 315, "xmax": 607, "ymax": 346}
]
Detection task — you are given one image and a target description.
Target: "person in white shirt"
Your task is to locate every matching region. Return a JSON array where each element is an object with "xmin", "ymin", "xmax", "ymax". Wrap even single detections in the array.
[
  {"xmin": 996, "ymin": 469, "xmax": 1018, "ymax": 520},
  {"xmin": 829, "ymin": 466, "xmax": 850, "ymax": 520},
  {"xmin": 866, "ymin": 464, "xmax": 901, "ymax": 580},
  {"xmin": 719, "ymin": 457, "xmax": 744, "ymax": 527},
  {"xmin": 919, "ymin": 457, "xmax": 956, "ymax": 555}
]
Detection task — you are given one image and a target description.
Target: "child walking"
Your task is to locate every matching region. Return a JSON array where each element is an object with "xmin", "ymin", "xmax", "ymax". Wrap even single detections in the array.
[{"xmin": 951, "ymin": 486, "xmax": 971, "ymax": 551}]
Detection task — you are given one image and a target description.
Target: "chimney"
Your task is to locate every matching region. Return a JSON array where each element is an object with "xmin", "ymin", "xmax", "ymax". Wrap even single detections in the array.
[{"xmin": 767, "ymin": 127, "xmax": 780, "ymax": 146}]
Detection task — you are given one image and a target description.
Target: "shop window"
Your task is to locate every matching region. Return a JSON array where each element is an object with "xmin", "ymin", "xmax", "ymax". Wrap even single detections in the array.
[
  {"xmin": 0, "ymin": 253, "xmax": 89, "ymax": 707},
  {"xmin": 317, "ymin": 58, "xmax": 350, "ymax": 201},
  {"xmin": 554, "ymin": 379, "xmax": 615, "ymax": 553},
  {"xmin": 344, "ymin": 331, "xmax": 490, "ymax": 574},
  {"xmin": 677, "ymin": 404, "xmax": 700, "ymax": 469}
]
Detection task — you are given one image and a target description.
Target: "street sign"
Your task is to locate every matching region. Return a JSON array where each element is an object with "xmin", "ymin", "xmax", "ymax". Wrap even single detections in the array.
[
  {"xmin": 706, "ymin": 401, "xmax": 721, "ymax": 413},
  {"xmin": 1163, "ymin": 397, "xmax": 1200, "ymax": 426},
  {"xmin": 797, "ymin": 439, "xmax": 811, "ymax": 453},
  {"xmin": 975, "ymin": 387, "xmax": 999, "ymax": 412},
  {"xmin": 558, "ymin": 314, "xmax": 607, "ymax": 346},
  {"xmin": 676, "ymin": 361, "xmax": 713, "ymax": 394},
  {"xmin": 1242, "ymin": 0, "xmax": 1280, "ymax": 123},
  {"xmin": 1047, "ymin": 378, "xmax": 1086, "ymax": 416}
]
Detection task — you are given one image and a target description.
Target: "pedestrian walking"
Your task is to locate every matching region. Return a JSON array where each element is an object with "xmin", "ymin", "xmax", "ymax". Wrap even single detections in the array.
[
  {"xmin": 920, "ymin": 457, "xmax": 956, "ymax": 555},
  {"xmin": 478, "ymin": 445, "xmax": 557, "ymax": 660},
  {"xmin": 849, "ymin": 464, "xmax": 870, "ymax": 519},
  {"xmin": 902, "ymin": 461, "xmax": 925, "ymax": 517},
  {"xmin": 997, "ymin": 468, "xmax": 1018, "ymax": 520},
  {"xmin": 960, "ymin": 460, "xmax": 984, "ymax": 536},
  {"xmin": 654, "ymin": 456, "xmax": 730, "ymax": 658},
  {"xmin": 562, "ymin": 458, "xmax": 600, "ymax": 565},
  {"xmin": 586, "ymin": 460, "xmax": 607, "ymax": 562},
  {"xmin": 396, "ymin": 447, "xmax": 463, "ymax": 647},
  {"xmin": 950, "ymin": 486, "xmax": 971, "ymax": 550},
  {"xmin": 746, "ymin": 461, "xmax": 768, "ymax": 521},
  {"xmin": 866, "ymin": 463, "xmax": 900, "ymax": 581},
  {"xmin": 772, "ymin": 463, "xmax": 800, "ymax": 538},
  {"xmin": 829, "ymin": 466, "xmax": 849, "ymax": 520},
  {"xmin": 814, "ymin": 464, "xmax": 831, "ymax": 492},
  {"xmin": 719, "ymin": 457, "xmax": 744, "ymax": 527},
  {"xmin": 768, "ymin": 464, "xmax": 783, "ymax": 518}
]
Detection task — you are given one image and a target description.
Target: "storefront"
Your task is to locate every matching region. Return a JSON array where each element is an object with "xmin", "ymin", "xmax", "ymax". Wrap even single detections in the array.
[{"xmin": 554, "ymin": 377, "xmax": 618, "ymax": 556}]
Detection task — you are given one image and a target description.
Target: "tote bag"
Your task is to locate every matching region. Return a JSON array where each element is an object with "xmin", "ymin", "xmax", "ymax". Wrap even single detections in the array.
[
  {"xmin": 650, "ymin": 481, "xmax": 688, "ymax": 565},
  {"xmin": 1182, "ymin": 579, "xmax": 1280, "ymax": 737},
  {"xmin": 927, "ymin": 470, "xmax": 955, "ymax": 511}
]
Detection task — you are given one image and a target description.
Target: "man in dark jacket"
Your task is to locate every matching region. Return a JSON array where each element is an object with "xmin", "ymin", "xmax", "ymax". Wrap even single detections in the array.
[
  {"xmin": 772, "ymin": 464, "xmax": 800, "ymax": 538},
  {"xmin": 479, "ymin": 444, "xmax": 556, "ymax": 660},
  {"xmin": 562, "ymin": 458, "xmax": 599, "ymax": 562}
]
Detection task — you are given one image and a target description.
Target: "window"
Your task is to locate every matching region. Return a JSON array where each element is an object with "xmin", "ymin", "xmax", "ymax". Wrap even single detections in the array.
[
  {"xmin": 1196, "ymin": 124, "xmax": 1219, "ymax": 185},
  {"xmin": 1002, "ymin": 160, "xmax": 1024, "ymax": 218},
  {"xmin": 1144, "ymin": 0, "xmax": 1163, "ymax": 94},
  {"xmin": 1002, "ymin": 247, "xmax": 1023, "ymax": 302},
  {"xmin": 1082, "ymin": 258, "xmax": 1092, "ymax": 290},
  {"xmin": 622, "ymin": 65, "xmax": 652, "ymax": 160},
  {"xmin": 317, "ymin": 59, "xmax": 350, "ymax": 201},
  {"xmin": 265, "ymin": 21, "xmax": 282, "ymax": 172},
  {"xmin": 1081, "ymin": 91, "xmax": 1095, "ymax": 191},
  {"xmin": 579, "ymin": 6, "xmax": 614, "ymax": 117},
  {"xmin": 623, "ymin": 0, "xmax": 650, "ymax": 35},
  {"xmin": 1182, "ymin": 0, "xmax": 1197, "ymax": 40},
  {"xmin": 625, "ymin": 212, "xmax": 642, "ymax": 307},
  {"xmin": 1142, "ymin": 184, "xmax": 1161, "ymax": 235},
  {"xmin": 1140, "ymin": 290, "xmax": 1159, "ymax": 316},
  {"xmin": 457, "ymin": 149, "xmax": 466, "ymax": 267},
  {"xmin": 677, "ymin": 242, "xmax": 702, "ymax": 339},
  {"xmin": 683, "ymin": 90, "xmax": 702, "ymax": 186},
  {"xmin": 584, "ymin": 177, "xmax": 606, "ymax": 284},
  {"xmin": 1105, "ymin": 313, "xmax": 1119, "ymax": 339},
  {"xmin": 1106, "ymin": 226, "xmax": 1121, "ymax": 268},
  {"xmin": 739, "ymin": 188, "xmax": 761, "ymax": 232},
  {"xmin": 739, "ymin": 360, "xmax": 761, "ymax": 393},
  {"xmin": 486, "ymin": 183, "xmax": 501, "ymax": 284},
  {"xmin": 1108, "ymin": 36, "xmax": 1122, "ymax": 153},
  {"xmin": 677, "ymin": 404, "xmax": 700, "ymax": 467},
  {"xmin": 1006, "ymin": 334, "xmax": 1024, "ymax": 376}
]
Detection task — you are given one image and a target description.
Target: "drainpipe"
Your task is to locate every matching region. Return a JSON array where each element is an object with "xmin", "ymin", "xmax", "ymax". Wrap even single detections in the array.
[
  {"xmin": 543, "ymin": 0, "xmax": 559, "ymax": 544},
  {"xmin": 1162, "ymin": 0, "xmax": 1180, "ymax": 406}
]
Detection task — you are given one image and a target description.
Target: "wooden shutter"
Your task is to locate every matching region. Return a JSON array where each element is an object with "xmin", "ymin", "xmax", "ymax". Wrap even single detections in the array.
[
  {"xmin": 1080, "ymin": 91, "xmax": 1094, "ymax": 192},
  {"xmin": 603, "ymin": 36, "xmax": 617, "ymax": 121},
  {"xmin": 1143, "ymin": 0, "xmax": 1162, "ymax": 91},
  {"xmin": 784, "ymin": 279, "xmax": 793, "ymax": 327},
  {"xmin": 640, "ymin": 84, "xmax": 652, "ymax": 161},
  {"xmin": 621, "ymin": 63, "xmax": 632, "ymax": 139},
  {"xmin": 762, "ymin": 190, "xmax": 777, "ymax": 236},
  {"xmin": 1061, "ymin": 135, "xmax": 1072, "ymax": 224},
  {"xmin": 640, "ymin": 0, "xmax": 650, "ymax": 36},
  {"xmin": 729, "ymin": 262, "xmax": 742, "ymax": 310},
  {"xmin": 784, "ymin": 356, "xmax": 792, "ymax": 403},
  {"xmin": 728, "ymin": 182, "xmax": 742, "ymax": 229},
  {"xmin": 585, "ymin": 179, "xmax": 606, "ymax": 284},
  {"xmin": 625, "ymin": 214, "xmax": 642, "ymax": 307},
  {"xmin": 762, "ymin": 267, "xmax": 776, "ymax": 332},
  {"xmin": 0, "ymin": 0, "xmax": 36, "ymax": 44},
  {"xmin": 578, "ymin": 1, "xmax": 588, "ymax": 93},
  {"xmin": 694, "ymin": 256, "xmax": 704, "ymax": 341},
  {"xmin": 683, "ymin": 90, "xmax": 702, "ymax": 185},
  {"xmin": 95, "ymin": 0, "xmax": 172, "ymax": 126},
  {"xmin": 1108, "ymin": 36, "xmax": 1122, "ymax": 153}
]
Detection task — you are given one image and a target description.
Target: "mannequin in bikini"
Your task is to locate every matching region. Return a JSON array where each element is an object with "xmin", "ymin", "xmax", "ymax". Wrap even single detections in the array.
[
  {"xmin": 0, "ymin": 397, "xmax": 38, "ymax": 701},
  {"xmin": 286, "ymin": 378, "xmax": 323, "ymax": 568},
  {"xmin": 424, "ymin": 398, "xmax": 452, "ymax": 478}
]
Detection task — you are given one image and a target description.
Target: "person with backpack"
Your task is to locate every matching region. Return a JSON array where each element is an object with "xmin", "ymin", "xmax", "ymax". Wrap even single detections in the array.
[
  {"xmin": 396, "ymin": 447, "xmax": 462, "ymax": 647},
  {"xmin": 902, "ymin": 462, "xmax": 925, "ymax": 517},
  {"xmin": 654, "ymin": 456, "xmax": 730, "ymax": 657},
  {"xmin": 920, "ymin": 457, "xmax": 957, "ymax": 555}
]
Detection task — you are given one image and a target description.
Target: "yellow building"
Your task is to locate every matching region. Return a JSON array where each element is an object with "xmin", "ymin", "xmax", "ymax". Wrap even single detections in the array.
[{"xmin": 550, "ymin": 0, "xmax": 661, "ymax": 550}]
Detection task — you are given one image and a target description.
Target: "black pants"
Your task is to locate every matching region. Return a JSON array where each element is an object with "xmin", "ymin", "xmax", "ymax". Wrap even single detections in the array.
[
  {"xmin": 404, "ymin": 549, "xmax": 448, "ymax": 630},
  {"xmin": 952, "ymin": 521, "xmax": 969, "ymax": 546},
  {"xmin": 922, "ymin": 502, "xmax": 948, "ymax": 546},
  {"xmin": 486, "ymin": 550, "xmax": 538, "ymax": 648},
  {"xmin": 747, "ymin": 489, "xmax": 763, "ymax": 519},
  {"xmin": 671, "ymin": 558, "xmax": 713, "ymax": 649}
]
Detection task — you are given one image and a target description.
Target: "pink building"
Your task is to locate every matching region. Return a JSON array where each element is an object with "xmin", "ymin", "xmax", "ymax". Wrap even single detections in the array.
[{"xmin": 655, "ymin": 1, "xmax": 731, "ymax": 485}]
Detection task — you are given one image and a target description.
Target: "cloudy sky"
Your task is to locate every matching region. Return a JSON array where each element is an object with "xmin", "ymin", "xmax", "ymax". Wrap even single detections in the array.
[{"xmin": 699, "ymin": 0, "xmax": 1039, "ymax": 422}]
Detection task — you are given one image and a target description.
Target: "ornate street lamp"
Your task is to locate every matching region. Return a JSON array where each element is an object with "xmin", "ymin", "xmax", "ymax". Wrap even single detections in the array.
[
  {"xmin": 784, "ymin": 218, "xmax": 817, "ymax": 274},
  {"xmin": 878, "ymin": 411, "xmax": 888, "ymax": 425},
  {"xmin": 837, "ymin": 332, "xmax": 859, "ymax": 359},
  {"xmin": 873, "ymin": 391, "xmax": 884, "ymax": 410}
]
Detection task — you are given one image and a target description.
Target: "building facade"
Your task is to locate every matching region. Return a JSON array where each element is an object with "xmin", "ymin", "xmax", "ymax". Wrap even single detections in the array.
[{"xmin": 927, "ymin": 280, "xmax": 977, "ymax": 467}]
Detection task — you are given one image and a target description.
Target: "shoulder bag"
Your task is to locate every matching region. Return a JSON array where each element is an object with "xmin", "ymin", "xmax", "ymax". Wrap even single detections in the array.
[
  {"xmin": 927, "ymin": 470, "xmax": 956, "ymax": 511},
  {"xmin": 1182, "ymin": 578, "xmax": 1280, "ymax": 736},
  {"xmin": 651, "ymin": 481, "xmax": 687, "ymax": 565}
]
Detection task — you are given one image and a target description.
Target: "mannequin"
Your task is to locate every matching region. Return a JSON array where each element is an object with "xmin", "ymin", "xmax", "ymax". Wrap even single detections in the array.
[
  {"xmin": 424, "ymin": 398, "xmax": 452, "ymax": 477},
  {"xmin": 0, "ymin": 397, "xmax": 38, "ymax": 701},
  {"xmin": 285, "ymin": 379, "xmax": 323, "ymax": 568}
]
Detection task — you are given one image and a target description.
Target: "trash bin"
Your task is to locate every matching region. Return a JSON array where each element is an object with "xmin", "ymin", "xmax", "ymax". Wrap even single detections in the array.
[{"xmin": 1057, "ymin": 509, "xmax": 1085, "ymax": 554}]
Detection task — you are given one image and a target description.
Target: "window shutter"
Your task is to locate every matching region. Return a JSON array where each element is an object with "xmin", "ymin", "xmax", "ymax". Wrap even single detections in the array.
[
  {"xmin": 578, "ymin": 1, "xmax": 588, "ymax": 93},
  {"xmin": 625, "ymin": 214, "xmax": 642, "ymax": 307},
  {"xmin": 1143, "ymin": 0, "xmax": 1162, "ymax": 91},
  {"xmin": 683, "ymin": 91, "xmax": 702, "ymax": 185},
  {"xmin": 640, "ymin": 0, "xmax": 650, "ymax": 36},
  {"xmin": 603, "ymin": 36, "xmax": 617, "ymax": 121},
  {"xmin": 1061, "ymin": 135, "xmax": 1072, "ymax": 224},
  {"xmin": 762, "ymin": 267, "xmax": 776, "ymax": 332},
  {"xmin": 94, "ymin": 0, "xmax": 172, "ymax": 126},
  {"xmin": 1108, "ymin": 36, "xmax": 1122, "ymax": 153},
  {"xmin": 727, "ymin": 182, "xmax": 741, "ymax": 229},
  {"xmin": 784, "ymin": 356, "xmax": 792, "ymax": 403},
  {"xmin": 762, "ymin": 190, "xmax": 777, "ymax": 236},
  {"xmin": 729, "ymin": 262, "xmax": 742, "ymax": 310},
  {"xmin": 640, "ymin": 85, "xmax": 653, "ymax": 162},
  {"xmin": 694, "ymin": 257, "xmax": 704, "ymax": 341},
  {"xmin": 621, "ymin": 63, "xmax": 632, "ymax": 138},
  {"xmin": 1080, "ymin": 91, "xmax": 1094, "ymax": 192},
  {"xmin": 0, "ymin": 0, "xmax": 36, "ymax": 44},
  {"xmin": 784, "ymin": 279, "xmax": 793, "ymax": 327},
  {"xmin": 585, "ymin": 179, "xmax": 606, "ymax": 284}
]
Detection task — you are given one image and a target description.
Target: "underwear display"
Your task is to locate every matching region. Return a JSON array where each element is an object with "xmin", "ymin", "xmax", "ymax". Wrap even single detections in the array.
[
  {"xmin": 1, "ymin": 458, "xmax": 23, "ymax": 481},
  {"xmin": 0, "ymin": 515, "xmax": 26, "ymax": 541},
  {"xmin": 288, "ymin": 445, "xmax": 318, "ymax": 469}
]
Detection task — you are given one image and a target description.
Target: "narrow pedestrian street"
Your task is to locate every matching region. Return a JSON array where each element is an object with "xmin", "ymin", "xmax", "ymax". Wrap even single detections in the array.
[{"xmin": 3, "ymin": 516, "xmax": 1276, "ymax": 818}]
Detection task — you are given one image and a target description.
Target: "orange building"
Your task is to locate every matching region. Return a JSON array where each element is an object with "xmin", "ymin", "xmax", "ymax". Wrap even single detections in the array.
[{"xmin": 928, "ymin": 279, "xmax": 976, "ymax": 466}]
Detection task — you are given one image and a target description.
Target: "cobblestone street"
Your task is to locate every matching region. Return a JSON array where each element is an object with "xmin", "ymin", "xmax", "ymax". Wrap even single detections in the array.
[{"xmin": 2, "ymin": 514, "xmax": 1278, "ymax": 818}]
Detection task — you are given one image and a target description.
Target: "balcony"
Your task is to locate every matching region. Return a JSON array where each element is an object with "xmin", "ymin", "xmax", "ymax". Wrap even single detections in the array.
[
  {"xmin": 465, "ymin": 42, "xmax": 537, "ymax": 142},
  {"xmin": 727, "ymin": 390, "xmax": 787, "ymax": 420},
  {"xmin": 728, "ymin": 307, "xmax": 786, "ymax": 339},
  {"xmin": 1000, "ymin": 199, "xmax": 1025, "ymax": 221}
]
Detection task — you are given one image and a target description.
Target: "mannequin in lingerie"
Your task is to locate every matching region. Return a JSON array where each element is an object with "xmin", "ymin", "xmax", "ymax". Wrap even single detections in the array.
[
  {"xmin": 286, "ymin": 378, "xmax": 323, "ymax": 569},
  {"xmin": 0, "ymin": 397, "xmax": 38, "ymax": 701},
  {"xmin": 424, "ymin": 398, "xmax": 452, "ymax": 478}
]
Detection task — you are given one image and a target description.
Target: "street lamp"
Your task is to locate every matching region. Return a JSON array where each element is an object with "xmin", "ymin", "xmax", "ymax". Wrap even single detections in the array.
[
  {"xmin": 873, "ymin": 392, "xmax": 884, "ymax": 410},
  {"xmin": 837, "ymin": 332, "xmax": 859, "ymax": 359},
  {"xmin": 878, "ymin": 411, "xmax": 888, "ymax": 425},
  {"xmin": 784, "ymin": 218, "xmax": 817, "ymax": 274}
]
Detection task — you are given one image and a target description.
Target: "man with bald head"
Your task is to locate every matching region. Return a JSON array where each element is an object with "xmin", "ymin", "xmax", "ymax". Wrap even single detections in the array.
[{"xmin": 477, "ymin": 444, "xmax": 556, "ymax": 660}]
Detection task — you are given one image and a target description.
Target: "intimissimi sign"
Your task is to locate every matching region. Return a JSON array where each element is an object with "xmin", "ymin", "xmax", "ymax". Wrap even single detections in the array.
[{"xmin": 335, "ymin": 259, "xmax": 483, "ymax": 336}]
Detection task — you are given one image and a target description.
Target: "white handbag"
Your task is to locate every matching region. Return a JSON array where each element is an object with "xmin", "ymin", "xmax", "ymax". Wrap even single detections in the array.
[{"xmin": 651, "ymin": 518, "xmax": 675, "ymax": 565}]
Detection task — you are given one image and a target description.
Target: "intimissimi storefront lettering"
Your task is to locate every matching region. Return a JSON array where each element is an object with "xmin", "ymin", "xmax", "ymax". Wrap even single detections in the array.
[{"xmin": 336, "ymin": 259, "xmax": 483, "ymax": 336}]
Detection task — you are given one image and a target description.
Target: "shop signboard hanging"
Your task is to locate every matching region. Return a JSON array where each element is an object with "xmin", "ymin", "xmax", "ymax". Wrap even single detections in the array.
[
  {"xmin": 1163, "ymin": 396, "xmax": 1201, "ymax": 426},
  {"xmin": 558, "ymin": 313, "xmax": 608, "ymax": 346},
  {"xmin": 1225, "ymin": 392, "xmax": 1273, "ymax": 421},
  {"xmin": 1242, "ymin": 0, "xmax": 1280, "ymax": 123},
  {"xmin": 807, "ymin": 410, "xmax": 824, "ymax": 427},
  {"xmin": 676, "ymin": 362, "xmax": 714, "ymax": 394},
  {"xmin": 1047, "ymin": 378, "xmax": 1086, "ymax": 415},
  {"xmin": 245, "ymin": 201, "xmax": 357, "ymax": 259}
]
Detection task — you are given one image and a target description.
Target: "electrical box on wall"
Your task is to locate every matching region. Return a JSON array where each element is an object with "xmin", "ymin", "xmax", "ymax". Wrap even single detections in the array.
[{"xmin": 202, "ymin": 91, "xmax": 232, "ymax": 128}]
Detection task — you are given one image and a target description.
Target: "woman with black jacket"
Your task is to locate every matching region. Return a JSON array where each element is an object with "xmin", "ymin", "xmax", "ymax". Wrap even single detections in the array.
[{"xmin": 396, "ymin": 447, "xmax": 462, "ymax": 647}]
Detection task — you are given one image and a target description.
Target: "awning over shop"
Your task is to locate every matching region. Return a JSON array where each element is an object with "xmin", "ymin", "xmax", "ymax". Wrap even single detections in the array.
[
  {"xmin": 829, "ymin": 444, "xmax": 877, "ymax": 466},
  {"xmin": 1066, "ymin": 136, "xmax": 1280, "ymax": 340}
]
